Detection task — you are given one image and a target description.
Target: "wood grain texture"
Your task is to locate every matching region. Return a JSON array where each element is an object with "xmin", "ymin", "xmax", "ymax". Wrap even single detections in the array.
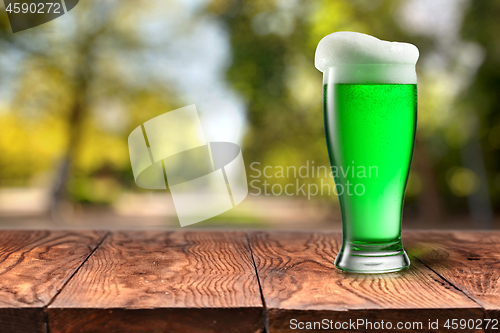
[
  {"xmin": 406, "ymin": 231, "xmax": 500, "ymax": 328},
  {"xmin": 2, "ymin": 230, "xmax": 498, "ymax": 333},
  {"xmin": 249, "ymin": 231, "xmax": 484, "ymax": 333},
  {"xmin": 48, "ymin": 231, "xmax": 264, "ymax": 333},
  {"xmin": 0, "ymin": 230, "xmax": 106, "ymax": 333}
]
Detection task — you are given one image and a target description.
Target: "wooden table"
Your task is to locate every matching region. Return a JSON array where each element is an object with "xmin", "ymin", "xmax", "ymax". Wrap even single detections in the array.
[{"xmin": 0, "ymin": 230, "xmax": 498, "ymax": 333}]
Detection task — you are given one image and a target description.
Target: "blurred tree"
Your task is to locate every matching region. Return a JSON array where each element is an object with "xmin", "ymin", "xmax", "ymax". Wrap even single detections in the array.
[
  {"xmin": 0, "ymin": 0, "xmax": 497, "ymax": 225},
  {"xmin": 0, "ymin": 0, "xmax": 181, "ymax": 218},
  {"xmin": 461, "ymin": 1, "xmax": 500, "ymax": 212},
  {"xmin": 208, "ymin": 0, "xmax": 447, "ymax": 220}
]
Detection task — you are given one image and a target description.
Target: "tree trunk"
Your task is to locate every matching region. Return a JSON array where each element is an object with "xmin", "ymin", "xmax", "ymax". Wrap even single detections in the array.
[
  {"xmin": 412, "ymin": 138, "xmax": 446, "ymax": 225},
  {"xmin": 48, "ymin": 74, "xmax": 88, "ymax": 221}
]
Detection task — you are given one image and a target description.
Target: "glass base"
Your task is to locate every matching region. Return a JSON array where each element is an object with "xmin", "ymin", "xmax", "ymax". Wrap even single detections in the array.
[{"xmin": 334, "ymin": 241, "xmax": 410, "ymax": 274}]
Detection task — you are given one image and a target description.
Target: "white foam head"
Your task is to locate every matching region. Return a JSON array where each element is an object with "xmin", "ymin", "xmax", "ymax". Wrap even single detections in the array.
[{"xmin": 315, "ymin": 32, "xmax": 419, "ymax": 84}]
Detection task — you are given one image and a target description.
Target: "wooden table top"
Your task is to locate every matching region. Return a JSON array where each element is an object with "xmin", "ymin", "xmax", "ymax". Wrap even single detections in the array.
[{"xmin": 0, "ymin": 230, "xmax": 498, "ymax": 333}]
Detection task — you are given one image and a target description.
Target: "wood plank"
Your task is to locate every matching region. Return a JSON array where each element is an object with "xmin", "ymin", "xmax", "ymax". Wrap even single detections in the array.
[
  {"xmin": 249, "ymin": 231, "xmax": 484, "ymax": 333},
  {"xmin": 0, "ymin": 230, "xmax": 106, "ymax": 333},
  {"xmin": 48, "ymin": 231, "xmax": 264, "ymax": 333},
  {"xmin": 406, "ymin": 231, "xmax": 500, "ymax": 330}
]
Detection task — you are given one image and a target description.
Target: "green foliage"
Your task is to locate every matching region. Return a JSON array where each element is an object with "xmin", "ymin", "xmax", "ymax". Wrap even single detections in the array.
[
  {"xmin": 461, "ymin": 1, "xmax": 500, "ymax": 204},
  {"xmin": 0, "ymin": 0, "xmax": 181, "ymax": 204},
  {"xmin": 209, "ymin": 0, "xmax": 500, "ymax": 214},
  {"xmin": 210, "ymin": 0, "xmax": 411, "ymax": 188},
  {"xmin": 0, "ymin": 0, "xmax": 498, "ymax": 215}
]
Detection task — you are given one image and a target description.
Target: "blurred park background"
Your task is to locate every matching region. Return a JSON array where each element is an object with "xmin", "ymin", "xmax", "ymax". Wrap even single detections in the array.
[{"xmin": 0, "ymin": 0, "xmax": 499, "ymax": 230}]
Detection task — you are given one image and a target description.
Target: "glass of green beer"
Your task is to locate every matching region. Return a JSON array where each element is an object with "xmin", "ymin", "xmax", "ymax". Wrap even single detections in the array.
[{"xmin": 315, "ymin": 32, "xmax": 419, "ymax": 273}]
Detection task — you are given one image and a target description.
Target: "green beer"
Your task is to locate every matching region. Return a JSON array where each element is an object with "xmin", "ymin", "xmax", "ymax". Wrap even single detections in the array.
[
  {"xmin": 316, "ymin": 32, "xmax": 419, "ymax": 273},
  {"xmin": 324, "ymin": 83, "xmax": 417, "ymax": 272}
]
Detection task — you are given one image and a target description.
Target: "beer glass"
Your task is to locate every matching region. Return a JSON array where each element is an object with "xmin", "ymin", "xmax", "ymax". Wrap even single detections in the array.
[{"xmin": 323, "ymin": 64, "xmax": 417, "ymax": 273}]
